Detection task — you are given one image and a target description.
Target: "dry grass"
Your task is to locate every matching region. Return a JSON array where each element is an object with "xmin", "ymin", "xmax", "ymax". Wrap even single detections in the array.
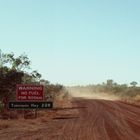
[
  {"xmin": 0, "ymin": 97, "xmax": 72, "ymax": 135},
  {"xmin": 121, "ymin": 95, "xmax": 140, "ymax": 106},
  {"xmin": 133, "ymin": 95, "xmax": 140, "ymax": 101}
]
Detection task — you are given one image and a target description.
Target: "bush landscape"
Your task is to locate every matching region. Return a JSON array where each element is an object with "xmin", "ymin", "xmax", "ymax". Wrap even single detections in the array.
[
  {"xmin": 0, "ymin": 50, "xmax": 140, "ymax": 140},
  {"xmin": 67, "ymin": 79, "xmax": 140, "ymax": 105},
  {"xmin": 0, "ymin": 50, "xmax": 140, "ymax": 120},
  {"xmin": 0, "ymin": 50, "xmax": 69, "ymax": 120}
]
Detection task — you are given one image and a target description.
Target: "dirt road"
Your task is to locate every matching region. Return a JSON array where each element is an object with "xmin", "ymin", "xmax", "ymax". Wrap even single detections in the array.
[{"xmin": 1, "ymin": 98, "xmax": 140, "ymax": 140}]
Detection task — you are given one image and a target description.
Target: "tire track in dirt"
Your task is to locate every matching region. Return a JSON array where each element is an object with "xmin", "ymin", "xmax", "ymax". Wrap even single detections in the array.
[
  {"xmin": 1, "ymin": 98, "xmax": 140, "ymax": 140},
  {"xmin": 50, "ymin": 99, "xmax": 140, "ymax": 140}
]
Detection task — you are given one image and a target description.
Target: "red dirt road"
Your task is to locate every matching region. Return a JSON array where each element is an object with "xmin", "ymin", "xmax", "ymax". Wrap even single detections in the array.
[{"xmin": 1, "ymin": 98, "xmax": 140, "ymax": 140}]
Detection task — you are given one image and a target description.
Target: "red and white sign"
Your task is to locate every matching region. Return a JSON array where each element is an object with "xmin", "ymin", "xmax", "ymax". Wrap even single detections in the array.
[{"xmin": 16, "ymin": 85, "xmax": 44, "ymax": 101}]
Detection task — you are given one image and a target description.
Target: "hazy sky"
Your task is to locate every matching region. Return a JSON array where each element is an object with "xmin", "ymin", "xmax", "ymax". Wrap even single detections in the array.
[{"xmin": 0, "ymin": 0, "xmax": 140, "ymax": 85}]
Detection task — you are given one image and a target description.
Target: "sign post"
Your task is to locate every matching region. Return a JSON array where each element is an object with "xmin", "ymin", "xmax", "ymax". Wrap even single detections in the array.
[{"xmin": 9, "ymin": 84, "xmax": 53, "ymax": 119}]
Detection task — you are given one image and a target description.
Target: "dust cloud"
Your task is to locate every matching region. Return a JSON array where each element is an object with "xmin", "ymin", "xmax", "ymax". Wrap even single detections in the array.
[{"xmin": 67, "ymin": 87, "xmax": 119, "ymax": 101}]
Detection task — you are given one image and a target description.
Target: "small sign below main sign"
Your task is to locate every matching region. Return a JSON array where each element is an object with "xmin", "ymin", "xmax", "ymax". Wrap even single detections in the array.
[
  {"xmin": 16, "ymin": 85, "xmax": 44, "ymax": 101},
  {"xmin": 9, "ymin": 102, "xmax": 53, "ymax": 109}
]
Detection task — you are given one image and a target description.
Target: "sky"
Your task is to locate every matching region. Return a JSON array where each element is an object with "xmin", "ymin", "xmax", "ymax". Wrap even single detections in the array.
[{"xmin": 0, "ymin": 0, "xmax": 140, "ymax": 86}]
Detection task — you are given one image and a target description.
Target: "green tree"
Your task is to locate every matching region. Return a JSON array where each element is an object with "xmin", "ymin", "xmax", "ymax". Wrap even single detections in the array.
[
  {"xmin": 130, "ymin": 81, "xmax": 138, "ymax": 87},
  {"xmin": 0, "ymin": 51, "xmax": 41, "ymax": 100},
  {"xmin": 1, "ymin": 52, "xmax": 31, "ymax": 71},
  {"xmin": 31, "ymin": 70, "xmax": 42, "ymax": 82}
]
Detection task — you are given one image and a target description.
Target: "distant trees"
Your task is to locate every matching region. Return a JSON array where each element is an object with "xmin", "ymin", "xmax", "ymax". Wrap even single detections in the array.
[
  {"xmin": 69, "ymin": 79, "xmax": 140, "ymax": 99},
  {"xmin": 130, "ymin": 81, "xmax": 138, "ymax": 87}
]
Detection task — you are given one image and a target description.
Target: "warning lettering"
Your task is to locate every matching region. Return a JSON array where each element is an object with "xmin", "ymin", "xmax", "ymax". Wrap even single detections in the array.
[{"xmin": 16, "ymin": 85, "xmax": 44, "ymax": 101}]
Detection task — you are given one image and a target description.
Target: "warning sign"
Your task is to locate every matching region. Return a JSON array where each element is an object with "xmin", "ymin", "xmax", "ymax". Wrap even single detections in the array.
[{"xmin": 16, "ymin": 85, "xmax": 44, "ymax": 101}]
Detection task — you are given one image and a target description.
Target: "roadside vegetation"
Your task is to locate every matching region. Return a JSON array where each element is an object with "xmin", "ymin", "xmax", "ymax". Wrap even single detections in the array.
[
  {"xmin": 0, "ymin": 50, "xmax": 69, "ymax": 119},
  {"xmin": 68, "ymin": 79, "xmax": 140, "ymax": 104}
]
